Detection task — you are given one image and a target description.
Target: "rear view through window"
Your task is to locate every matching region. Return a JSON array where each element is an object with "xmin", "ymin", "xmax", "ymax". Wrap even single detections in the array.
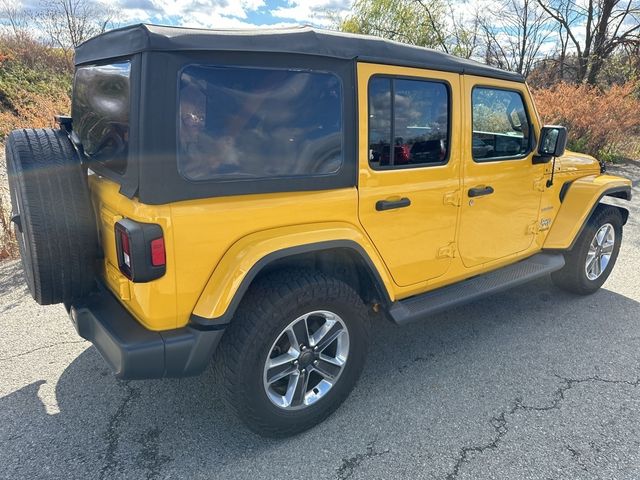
[
  {"xmin": 71, "ymin": 62, "xmax": 130, "ymax": 174},
  {"xmin": 368, "ymin": 76, "xmax": 449, "ymax": 169},
  {"xmin": 178, "ymin": 65, "xmax": 343, "ymax": 181},
  {"xmin": 472, "ymin": 87, "xmax": 531, "ymax": 161}
]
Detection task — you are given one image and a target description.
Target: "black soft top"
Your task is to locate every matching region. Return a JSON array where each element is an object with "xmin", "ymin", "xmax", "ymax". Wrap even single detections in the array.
[{"xmin": 74, "ymin": 23, "xmax": 524, "ymax": 82}]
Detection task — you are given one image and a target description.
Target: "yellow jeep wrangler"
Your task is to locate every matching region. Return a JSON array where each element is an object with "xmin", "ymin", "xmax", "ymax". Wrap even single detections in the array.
[{"xmin": 6, "ymin": 24, "xmax": 631, "ymax": 436}]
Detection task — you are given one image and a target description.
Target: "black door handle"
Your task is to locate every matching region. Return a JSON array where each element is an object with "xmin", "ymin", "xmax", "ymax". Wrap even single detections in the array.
[
  {"xmin": 376, "ymin": 197, "xmax": 411, "ymax": 211},
  {"xmin": 468, "ymin": 186, "xmax": 494, "ymax": 197}
]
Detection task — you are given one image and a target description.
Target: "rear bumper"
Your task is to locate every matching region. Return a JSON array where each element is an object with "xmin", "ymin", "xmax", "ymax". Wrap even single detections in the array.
[{"xmin": 68, "ymin": 285, "xmax": 225, "ymax": 380}]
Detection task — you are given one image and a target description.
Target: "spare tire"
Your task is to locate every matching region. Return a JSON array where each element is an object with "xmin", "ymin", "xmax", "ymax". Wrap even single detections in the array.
[{"xmin": 6, "ymin": 128, "xmax": 98, "ymax": 305}]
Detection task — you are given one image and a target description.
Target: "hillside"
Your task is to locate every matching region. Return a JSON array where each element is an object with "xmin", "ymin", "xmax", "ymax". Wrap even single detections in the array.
[
  {"xmin": 0, "ymin": 35, "xmax": 72, "ymax": 140},
  {"xmin": 0, "ymin": 34, "xmax": 72, "ymax": 258}
]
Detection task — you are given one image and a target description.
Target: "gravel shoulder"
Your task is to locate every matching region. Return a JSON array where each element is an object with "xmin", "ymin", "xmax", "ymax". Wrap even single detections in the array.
[{"xmin": 0, "ymin": 161, "xmax": 639, "ymax": 480}]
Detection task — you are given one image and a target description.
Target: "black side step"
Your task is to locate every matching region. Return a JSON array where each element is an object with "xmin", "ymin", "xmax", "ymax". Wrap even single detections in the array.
[{"xmin": 389, "ymin": 253, "xmax": 565, "ymax": 326}]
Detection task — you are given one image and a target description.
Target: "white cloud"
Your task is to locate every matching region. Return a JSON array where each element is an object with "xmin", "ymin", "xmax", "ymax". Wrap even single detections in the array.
[
  {"xmin": 271, "ymin": 0, "xmax": 353, "ymax": 26},
  {"xmin": 116, "ymin": 0, "xmax": 268, "ymax": 28}
]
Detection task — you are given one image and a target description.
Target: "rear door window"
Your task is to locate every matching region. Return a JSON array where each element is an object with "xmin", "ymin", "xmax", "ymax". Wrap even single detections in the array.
[
  {"xmin": 178, "ymin": 65, "xmax": 343, "ymax": 181},
  {"xmin": 368, "ymin": 76, "xmax": 449, "ymax": 169}
]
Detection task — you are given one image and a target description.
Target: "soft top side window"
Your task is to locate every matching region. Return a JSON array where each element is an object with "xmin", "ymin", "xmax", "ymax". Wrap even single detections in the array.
[
  {"xmin": 71, "ymin": 61, "xmax": 131, "ymax": 174},
  {"xmin": 472, "ymin": 87, "xmax": 531, "ymax": 162},
  {"xmin": 177, "ymin": 65, "xmax": 343, "ymax": 182}
]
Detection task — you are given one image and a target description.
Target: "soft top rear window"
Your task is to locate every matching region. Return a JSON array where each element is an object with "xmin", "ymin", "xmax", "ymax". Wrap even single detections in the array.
[
  {"xmin": 71, "ymin": 61, "xmax": 130, "ymax": 174},
  {"xmin": 177, "ymin": 65, "xmax": 343, "ymax": 181}
]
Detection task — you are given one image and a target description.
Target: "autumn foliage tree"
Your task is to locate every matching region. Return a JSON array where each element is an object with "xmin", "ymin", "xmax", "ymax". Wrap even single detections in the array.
[{"xmin": 533, "ymin": 82, "xmax": 640, "ymax": 159}]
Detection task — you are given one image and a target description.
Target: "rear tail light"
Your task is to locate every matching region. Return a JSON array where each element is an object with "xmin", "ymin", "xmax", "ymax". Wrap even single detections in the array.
[
  {"xmin": 150, "ymin": 237, "xmax": 166, "ymax": 267},
  {"xmin": 119, "ymin": 229, "xmax": 132, "ymax": 269},
  {"xmin": 115, "ymin": 219, "xmax": 166, "ymax": 282}
]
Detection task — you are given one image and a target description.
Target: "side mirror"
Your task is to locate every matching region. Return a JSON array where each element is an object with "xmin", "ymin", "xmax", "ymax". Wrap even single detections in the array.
[{"xmin": 533, "ymin": 125, "xmax": 568, "ymax": 164}]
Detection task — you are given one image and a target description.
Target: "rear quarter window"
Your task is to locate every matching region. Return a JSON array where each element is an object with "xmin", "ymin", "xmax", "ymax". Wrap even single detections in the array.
[
  {"xmin": 71, "ymin": 61, "xmax": 130, "ymax": 174},
  {"xmin": 177, "ymin": 65, "xmax": 343, "ymax": 181}
]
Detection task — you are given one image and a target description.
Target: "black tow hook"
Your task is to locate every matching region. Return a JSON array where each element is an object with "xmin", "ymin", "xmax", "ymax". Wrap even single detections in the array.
[{"xmin": 10, "ymin": 213, "xmax": 22, "ymax": 233}]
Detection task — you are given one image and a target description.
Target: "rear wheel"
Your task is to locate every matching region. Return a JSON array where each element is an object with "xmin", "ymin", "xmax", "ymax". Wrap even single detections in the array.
[
  {"xmin": 552, "ymin": 205, "xmax": 623, "ymax": 295},
  {"xmin": 215, "ymin": 269, "xmax": 370, "ymax": 437}
]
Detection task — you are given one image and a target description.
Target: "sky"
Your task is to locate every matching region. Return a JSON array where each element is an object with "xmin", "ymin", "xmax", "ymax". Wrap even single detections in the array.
[{"xmin": 115, "ymin": 0, "xmax": 354, "ymax": 29}]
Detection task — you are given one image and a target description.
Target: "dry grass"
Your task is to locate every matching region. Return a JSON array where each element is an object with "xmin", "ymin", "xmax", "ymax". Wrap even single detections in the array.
[
  {"xmin": 532, "ymin": 82, "xmax": 640, "ymax": 162},
  {"xmin": 0, "ymin": 149, "xmax": 18, "ymax": 260},
  {"xmin": 0, "ymin": 32, "xmax": 71, "ymax": 260}
]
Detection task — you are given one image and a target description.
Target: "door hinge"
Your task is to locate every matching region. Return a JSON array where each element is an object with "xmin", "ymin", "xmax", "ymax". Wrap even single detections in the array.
[
  {"xmin": 437, "ymin": 243, "xmax": 456, "ymax": 258},
  {"xmin": 443, "ymin": 190, "xmax": 461, "ymax": 207},
  {"xmin": 527, "ymin": 221, "xmax": 540, "ymax": 235},
  {"xmin": 533, "ymin": 178, "xmax": 546, "ymax": 192}
]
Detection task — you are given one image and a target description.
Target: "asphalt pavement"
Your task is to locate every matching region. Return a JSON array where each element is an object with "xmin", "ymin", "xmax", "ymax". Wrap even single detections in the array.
[{"xmin": 1, "ymin": 162, "xmax": 639, "ymax": 480}]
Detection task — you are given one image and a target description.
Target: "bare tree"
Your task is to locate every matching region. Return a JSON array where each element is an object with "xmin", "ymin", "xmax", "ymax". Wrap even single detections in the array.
[
  {"xmin": 36, "ymin": 0, "xmax": 117, "ymax": 53},
  {"xmin": 447, "ymin": 2, "xmax": 481, "ymax": 58},
  {"xmin": 0, "ymin": 0, "xmax": 30, "ymax": 38},
  {"xmin": 480, "ymin": 0, "xmax": 553, "ymax": 76},
  {"xmin": 537, "ymin": 0, "xmax": 640, "ymax": 84}
]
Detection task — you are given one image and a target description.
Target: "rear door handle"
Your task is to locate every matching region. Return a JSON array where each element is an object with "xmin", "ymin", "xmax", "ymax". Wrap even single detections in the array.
[
  {"xmin": 376, "ymin": 197, "xmax": 411, "ymax": 211},
  {"xmin": 468, "ymin": 186, "xmax": 494, "ymax": 197}
]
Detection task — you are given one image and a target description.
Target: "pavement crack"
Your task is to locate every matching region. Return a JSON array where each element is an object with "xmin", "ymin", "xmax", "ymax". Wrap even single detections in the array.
[
  {"xmin": 0, "ymin": 340, "xmax": 87, "ymax": 361},
  {"xmin": 565, "ymin": 444, "xmax": 588, "ymax": 471},
  {"xmin": 137, "ymin": 427, "xmax": 172, "ymax": 480},
  {"xmin": 445, "ymin": 374, "xmax": 640, "ymax": 479},
  {"xmin": 336, "ymin": 441, "xmax": 390, "ymax": 480},
  {"xmin": 99, "ymin": 382, "xmax": 141, "ymax": 480},
  {"xmin": 517, "ymin": 375, "xmax": 640, "ymax": 413},
  {"xmin": 446, "ymin": 412, "xmax": 508, "ymax": 480}
]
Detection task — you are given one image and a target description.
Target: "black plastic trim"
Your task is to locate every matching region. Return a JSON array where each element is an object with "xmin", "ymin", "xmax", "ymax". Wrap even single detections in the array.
[
  {"xmin": 69, "ymin": 283, "xmax": 224, "ymax": 379},
  {"xmin": 389, "ymin": 253, "xmax": 565, "ymax": 325},
  {"xmin": 55, "ymin": 115, "xmax": 73, "ymax": 133},
  {"xmin": 189, "ymin": 315, "xmax": 230, "ymax": 331},
  {"xmin": 559, "ymin": 180, "xmax": 573, "ymax": 203},
  {"xmin": 468, "ymin": 186, "xmax": 494, "ymax": 197},
  {"xmin": 532, "ymin": 154, "xmax": 553, "ymax": 165},
  {"xmin": 376, "ymin": 197, "xmax": 411, "ymax": 210},
  {"xmin": 189, "ymin": 240, "xmax": 392, "ymax": 328}
]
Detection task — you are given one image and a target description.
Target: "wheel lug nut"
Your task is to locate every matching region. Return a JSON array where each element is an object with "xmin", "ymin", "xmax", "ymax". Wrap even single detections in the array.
[
  {"xmin": 313, "ymin": 346, "xmax": 318, "ymax": 352},
  {"xmin": 300, "ymin": 345, "xmax": 306, "ymax": 351},
  {"xmin": 293, "ymin": 360, "xmax": 298, "ymax": 366},
  {"xmin": 301, "ymin": 369, "xmax": 306, "ymax": 374},
  {"xmin": 313, "ymin": 360, "xmax": 318, "ymax": 366}
]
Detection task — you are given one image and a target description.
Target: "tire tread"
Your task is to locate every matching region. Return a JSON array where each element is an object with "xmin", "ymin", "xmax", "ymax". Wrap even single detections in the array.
[
  {"xmin": 6, "ymin": 128, "xmax": 97, "ymax": 305},
  {"xmin": 214, "ymin": 269, "xmax": 369, "ymax": 437}
]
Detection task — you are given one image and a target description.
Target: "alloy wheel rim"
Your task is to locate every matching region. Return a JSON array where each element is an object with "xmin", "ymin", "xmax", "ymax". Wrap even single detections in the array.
[
  {"xmin": 263, "ymin": 310, "xmax": 349, "ymax": 410},
  {"xmin": 585, "ymin": 223, "xmax": 615, "ymax": 281}
]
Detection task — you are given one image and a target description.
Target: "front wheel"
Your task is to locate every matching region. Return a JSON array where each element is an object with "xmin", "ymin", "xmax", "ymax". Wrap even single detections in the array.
[
  {"xmin": 214, "ymin": 269, "xmax": 370, "ymax": 437},
  {"xmin": 552, "ymin": 205, "xmax": 624, "ymax": 295}
]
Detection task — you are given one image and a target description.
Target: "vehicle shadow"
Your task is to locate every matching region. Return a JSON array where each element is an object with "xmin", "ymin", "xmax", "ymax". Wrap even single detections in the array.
[
  {"xmin": 2, "ymin": 276, "xmax": 640, "ymax": 478},
  {"xmin": 0, "ymin": 260, "xmax": 28, "ymax": 310}
]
